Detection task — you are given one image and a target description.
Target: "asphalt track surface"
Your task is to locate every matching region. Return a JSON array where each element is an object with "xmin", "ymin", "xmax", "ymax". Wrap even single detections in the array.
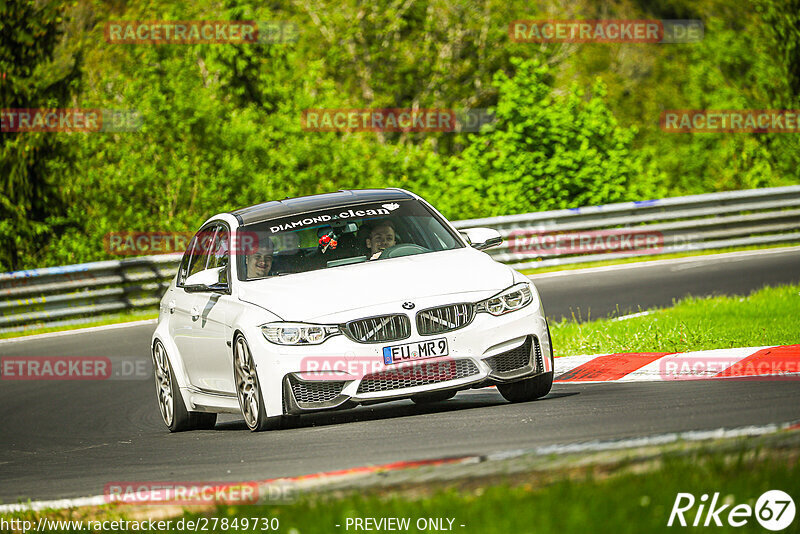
[{"xmin": 1, "ymin": 249, "xmax": 799, "ymax": 503}]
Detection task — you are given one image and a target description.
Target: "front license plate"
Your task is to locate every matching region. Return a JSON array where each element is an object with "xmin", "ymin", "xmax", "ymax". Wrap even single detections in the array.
[{"xmin": 383, "ymin": 338, "xmax": 449, "ymax": 365}]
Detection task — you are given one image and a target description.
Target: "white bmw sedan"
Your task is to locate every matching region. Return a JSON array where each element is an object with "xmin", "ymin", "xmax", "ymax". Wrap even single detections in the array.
[{"xmin": 152, "ymin": 189, "xmax": 554, "ymax": 431}]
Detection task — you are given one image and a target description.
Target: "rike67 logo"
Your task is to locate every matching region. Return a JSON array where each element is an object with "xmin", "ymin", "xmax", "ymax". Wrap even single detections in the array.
[{"xmin": 668, "ymin": 490, "xmax": 796, "ymax": 530}]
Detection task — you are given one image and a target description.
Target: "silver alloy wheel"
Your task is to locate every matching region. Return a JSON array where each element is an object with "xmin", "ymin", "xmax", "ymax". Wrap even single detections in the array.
[
  {"xmin": 234, "ymin": 336, "xmax": 260, "ymax": 429},
  {"xmin": 153, "ymin": 341, "xmax": 173, "ymax": 427}
]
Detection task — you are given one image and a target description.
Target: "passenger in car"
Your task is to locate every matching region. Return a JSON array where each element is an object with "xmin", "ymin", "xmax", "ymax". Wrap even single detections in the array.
[{"xmin": 246, "ymin": 236, "xmax": 274, "ymax": 278}]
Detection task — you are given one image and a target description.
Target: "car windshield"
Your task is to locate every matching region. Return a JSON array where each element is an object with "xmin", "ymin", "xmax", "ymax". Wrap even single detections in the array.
[{"xmin": 237, "ymin": 199, "xmax": 463, "ymax": 280}]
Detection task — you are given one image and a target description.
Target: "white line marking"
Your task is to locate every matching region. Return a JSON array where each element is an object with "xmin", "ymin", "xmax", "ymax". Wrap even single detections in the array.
[
  {"xmin": 0, "ymin": 495, "xmax": 107, "ymax": 513},
  {"xmin": 525, "ymin": 422, "xmax": 791, "ymax": 456},
  {"xmin": 612, "ymin": 311, "xmax": 652, "ymax": 321},
  {"xmin": 0, "ymin": 319, "xmax": 157, "ymax": 345},
  {"xmin": 553, "ymin": 354, "xmax": 600, "ymax": 376}
]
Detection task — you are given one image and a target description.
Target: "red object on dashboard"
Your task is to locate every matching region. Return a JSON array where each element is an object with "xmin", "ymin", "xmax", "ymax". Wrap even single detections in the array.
[{"xmin": 319, "ymin": 232, "xmax": 338, "ymax": 251}]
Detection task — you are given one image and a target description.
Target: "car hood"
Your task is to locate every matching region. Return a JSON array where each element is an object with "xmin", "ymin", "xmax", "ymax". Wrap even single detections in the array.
[{"xmin": 238, "ymin": 247, "xmax": 514, "ymax": 322}]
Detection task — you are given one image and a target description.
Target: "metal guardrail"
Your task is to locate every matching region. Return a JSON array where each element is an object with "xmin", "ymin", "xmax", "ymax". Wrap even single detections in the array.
[
  {"xmin": 1, "ymin": 186, "xmax": 799, "ymax": 333},
  {"xmin": 451, "ymin": 185, "xmax": 800, "ymax": 269},
  {"xmin": 0, "ymin": 256, "xmax": 180, "ymax": 333}
]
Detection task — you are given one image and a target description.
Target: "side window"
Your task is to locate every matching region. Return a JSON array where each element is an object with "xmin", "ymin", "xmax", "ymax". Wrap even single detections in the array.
[
  {"xmin": 184, "ymin": 226, "xmax": 216, "ymax": 282},
  {"xmin": 207, "ymin": 226, "xmax": 229, "ymax": 285}
]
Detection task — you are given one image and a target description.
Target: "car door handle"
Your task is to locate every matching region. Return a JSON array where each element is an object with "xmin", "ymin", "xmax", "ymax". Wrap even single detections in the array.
[
  {"xmin": 168, "ymin": 300, "xmax": 176, "ymax": 314},
  {"xmin": 190, "ymin": 306, "xmax": 200, "ymax": 321}
]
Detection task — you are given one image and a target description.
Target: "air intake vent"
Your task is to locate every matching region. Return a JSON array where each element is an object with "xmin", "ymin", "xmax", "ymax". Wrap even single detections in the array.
[
  {"xmin": 357, "ymin": 359, "xmax": 479, "ymax": 394},
  {"xmin": 484, "ymin": 336, "xmax": 539, "ymax": 374},
  {"xmin": 288, "ymin": 376, "xmax": 346, "ymax": 406}
]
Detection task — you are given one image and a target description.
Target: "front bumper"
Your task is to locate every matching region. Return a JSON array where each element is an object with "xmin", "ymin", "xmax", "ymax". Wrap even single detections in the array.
[
  {"xmin": 280, "ymin": 326, "xmax": 549, "ymax": 415},
  {"xmin": 251, "ymin": 299, "xmax": 551, "ymax": 417}
]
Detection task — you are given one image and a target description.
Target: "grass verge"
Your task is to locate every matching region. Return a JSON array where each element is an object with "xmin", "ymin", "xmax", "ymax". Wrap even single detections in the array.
[{"xmin": 550, "ymin": 283, "xmax": 800, "ymax": 357}]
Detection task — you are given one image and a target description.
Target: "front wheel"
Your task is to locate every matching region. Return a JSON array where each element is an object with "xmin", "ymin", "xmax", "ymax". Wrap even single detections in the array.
[
  {"xmin": 233, "ymin": 333, "xmax": 284, "ymax": 432},
  {"xmin": 497, "ymin": 371, "xmax": 553, "ymax": 403},
  {"xmin": 497, "ymin": 326, "xmax": 555, "ymax": 403}
]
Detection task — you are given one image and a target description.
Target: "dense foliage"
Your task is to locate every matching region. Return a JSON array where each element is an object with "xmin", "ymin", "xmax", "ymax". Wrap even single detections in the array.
[{"xmin": 1, "ymin": 0, "xmax": 798, "ymax": 270}]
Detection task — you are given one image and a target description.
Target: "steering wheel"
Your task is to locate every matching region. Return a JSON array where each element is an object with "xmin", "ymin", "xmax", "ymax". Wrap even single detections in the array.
[{"xmin": 377, "ymin": 243, "xmax": 431, "ymax": 259}]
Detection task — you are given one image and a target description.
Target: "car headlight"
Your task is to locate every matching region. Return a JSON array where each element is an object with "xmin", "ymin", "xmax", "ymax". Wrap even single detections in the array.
[
  {"xmin": 261, "ymin": 323, "xmax": 340, "ymax": 345},
  {"xmin": 475, "ymin": 282, "xmax": 534, "ymax": 316}
]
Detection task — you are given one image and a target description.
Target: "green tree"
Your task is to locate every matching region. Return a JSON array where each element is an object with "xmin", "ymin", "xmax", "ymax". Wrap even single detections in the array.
[
  {"xmin": 45, "ymin": 0, "xmax": 439, "ymax": 264},
  {"xmin": 436, "ymin": 58, "xmax": 663, "ymax": 219},
  {"xmin": 0, "ymin": 0, "xmax": 81, "ymax": 271},
  {"xmin": 753, "ymin": 0, "xmax": 800, "ymax": 184}
]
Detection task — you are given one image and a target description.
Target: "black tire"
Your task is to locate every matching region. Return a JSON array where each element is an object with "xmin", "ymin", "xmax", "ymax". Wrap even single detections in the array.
[
  {"xmin": 153, "ymin": 340, "xmax": 217, "ymax": 432},
  {"xmin": 411, "ymin": 390, "xmax": 457, "ymax": 404},
  {"xmin": 233, "ymin": 333, "xmax": 284, "ymax": 432},
  {"xmin": 497, "ymin": 324, "xmax": 555, "ymax": 403}
]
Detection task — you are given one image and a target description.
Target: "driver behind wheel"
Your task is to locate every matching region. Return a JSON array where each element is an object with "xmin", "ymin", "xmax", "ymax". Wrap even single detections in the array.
[{"xmin": 365, "ymin": 220, "xmax": 397, "ymax": 260}]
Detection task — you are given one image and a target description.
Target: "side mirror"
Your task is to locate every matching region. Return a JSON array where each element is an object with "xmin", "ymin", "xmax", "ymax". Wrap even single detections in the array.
[
  {"xmin": 184, "ymin": 267, "xmax": 226, "ymax": 293},
  {"xmin": 460, "ymin": 227, "xmax": 503, "ymax": 251}
]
